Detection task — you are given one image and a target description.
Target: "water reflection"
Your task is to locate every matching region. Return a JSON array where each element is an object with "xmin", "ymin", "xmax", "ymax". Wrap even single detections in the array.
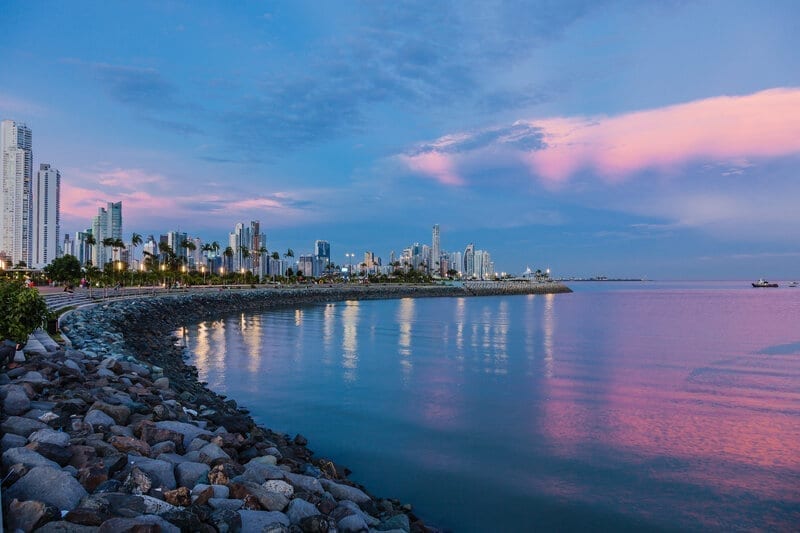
[
  {"xmin": 322, "ymin": 303, "xmax": 335, "ymax": 365},
  {"xmin": 543, "ymin": 293, "xmax": 555, "ymax": 379},
  {"xmin": 454, "ymin": 298, "xmax": 465, "ymax": 359},
  {"xmin": 182, "ymin": 289, "xmax": 800, "ymax": 532},
  {"xmin": 397, "ymin": 298, "xmax": 415, "ymax": 379},
  {"xmin": 242, "ymin": 314, "xmax": 263, "ymax": 373},
  {"xmin": 341, "ymin": 300, "xmax": 359, "ymax": 382}
]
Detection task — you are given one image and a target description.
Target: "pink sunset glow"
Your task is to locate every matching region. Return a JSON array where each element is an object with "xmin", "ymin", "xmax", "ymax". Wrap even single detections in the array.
[
  {"xmin": 526, "ymin": 88, "xmax": 800, "ymax": 182},
  {"xmin": 402, "ymin": 88, "xmax": 800, "ymax": 186},
  {"xmin": 401, "ymin": 151, "xmax": 465, "ymax": 186}
]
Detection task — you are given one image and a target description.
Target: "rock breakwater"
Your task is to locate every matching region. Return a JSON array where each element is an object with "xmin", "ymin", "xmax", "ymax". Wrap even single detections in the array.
[{"xmin": 2, "ymin": 283, "xmax": 569, "ymax": 532}]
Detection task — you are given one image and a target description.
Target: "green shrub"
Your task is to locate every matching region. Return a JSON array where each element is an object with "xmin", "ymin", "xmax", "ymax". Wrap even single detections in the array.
[{"xmin": 0, "ymin": 280, "xmax": 48, "ymax": 343}]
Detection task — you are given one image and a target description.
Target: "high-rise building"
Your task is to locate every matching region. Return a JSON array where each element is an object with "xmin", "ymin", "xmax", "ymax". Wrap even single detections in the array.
[
  {"xmin": 432, "ymin": 224, "xmax": 440, "ymax": 275},
  {"xmin": 450, "ymin": 251, "xmax": 462, "ymax": 276},
  {"xmin": 313, "ymin": 240, "xmax": 330, "ymax": 277},
  {"xmin": 1, "ymin": 120, "xmax": 33, "ymax": 266},
  {"xmin": 463, "ymin": 243, "xmax": 475, "ymax": 278},
  {"xmin": 92, "ymin": 201, "xmax": 122, "ymax": 266},
  {"xmin": 297, "ymin": 255, "xmax": 314, "ymax": 277},
  {"xmin": 32, "ymin": 163, "xmax": 61, "ymax": 268}
]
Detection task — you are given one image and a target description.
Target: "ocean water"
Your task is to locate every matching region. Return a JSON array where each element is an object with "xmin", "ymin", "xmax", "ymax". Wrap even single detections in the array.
[{"xmin": 181, "ymin": 282, "xmax": 800, "ymax": 531}]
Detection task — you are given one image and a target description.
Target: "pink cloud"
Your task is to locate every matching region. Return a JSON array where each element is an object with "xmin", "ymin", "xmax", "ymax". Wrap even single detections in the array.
[
  {"xmin": 95, "ymin": 168, "xmax": 165, "ymax": 188},
  {"xmin": 402, "ymin": 88, "xmax": 800, "ymax": 186},
  {"xmin": 401, "ymin": 151, "xmax": 465, "ymax": 186},
  {"xmin": 526, "ymin": 88, "xmax": 800, "ymax": 182}
]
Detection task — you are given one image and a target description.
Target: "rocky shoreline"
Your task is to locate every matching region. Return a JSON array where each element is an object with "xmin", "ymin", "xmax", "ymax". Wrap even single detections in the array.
[{"xmin": 1, "ymin": 283, "xmax": 570, "ymax": 532}]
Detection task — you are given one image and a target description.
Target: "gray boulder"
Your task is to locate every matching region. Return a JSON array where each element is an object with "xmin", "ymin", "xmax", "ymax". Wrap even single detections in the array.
[
  {"xmin": 286, "ymin": 497, "xmax": 319, "ymax": 524},
  {"xmin": 238, "ymin": 510, "xmax": 291, "ymax": 531},
  {"xmin": 242, "ymin": 461, "xmax": 284, "ymax": 483},
  {"xmin": 175, "ymin": 461, "xmax": 210, "ymax": 488},
  {"xmin": 84, "ymin": 409, "xmax": 115, "ymax": 428},
  {"xmin": 5, "ymin": 465, "xmax": 88, "ymax": 510},
  {"xmin": 1, "ymin": 415, "xmax": 48, "ymax": 437},
  {"xmin": 98, "ymin": 515, "xmax": 180, "ymax": 533},
  {"xmin": 2, "ymin": 447, "xmax": 61, "ymax": 470},
  {"xmin": 127, "ymin": 455, "xmax": 176, "ymax": 489},
  {"xmin": 1, "ymin": 432, "xmax": 27, "ymax": 453},
  {"xmin": 199, "ymin": 442, "xmax": 231, "ymax": 462},
  {"xmin": 3, "ymin": 386, "xmax": 31, "ymax": 415},
  {"xmin": 338, "ymin": 513, "xmax": 369, "ymax": 532},
  {"xmin": 154, "ymin": 420, "xmax": 213, "ymax": 448},
  {"xmin": 321, "ymin": 478, "xmax": 371, "ymax": 503},
  {"xmin": 209, "ymin": 498, "xmax": 244, "ymax": 511},
  {"xmin": 28, "ymin": 428, "xmax": 71, "ymax": 447},
  {"xmin": 284, "ymin": 472, "xmax": 324, "ymax": 495},
  {"xmin": 31, "ymin": 521, "xmax": 99, "ymax": 532}
]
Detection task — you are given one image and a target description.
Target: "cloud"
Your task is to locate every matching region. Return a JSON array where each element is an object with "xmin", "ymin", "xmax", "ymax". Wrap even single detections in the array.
[
  {"xmin": 223, "ymin": 1, "xmax": 600, "ymax": 154},
  {"xmin": 91, "ymin": 63, "xmax": 180, "ymax": 110},
  {"xmin": 91, "ymin": 167, "xmax": 166, "ymax": 188},
  {"xmin": 401, "ymin": 151, "xmax": 464, "ymax": 186},
  {"xmin": 525, "ymin": 88, "xmax": 800, "ymax": 182},
  {"xmin": 402, "ymin": 88, "xmax": 800, "ymax": 186},
  {"xmin": 60, "ymin": 163, "xmax": 320, "ymax": 232}
]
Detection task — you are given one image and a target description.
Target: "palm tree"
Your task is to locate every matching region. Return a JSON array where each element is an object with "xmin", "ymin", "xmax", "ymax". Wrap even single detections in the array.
[
  {"xmin": 200, "ymin": 243, "xmax": 213, "ymax": 275},
  {"xmin": 113, "ymin": 238, "xmax": 125, "ymax": 259},
  {"xmin": 130, "ymin": 233, "xmax": 142, "ymax": 277},
  {"xmin": 84, "ymin": 234, "xmax": 96, "ymax": 266},
  {"xmin": 270, "ymin": 251, "xmax": 280, "ymax": 281},
  {"xmin": 101, "ymin": 237, "xmax": 115, "ymax": 268},
  {"xmin": 223, "ymin": 246, "xmax": 234, "ymax": 272}
]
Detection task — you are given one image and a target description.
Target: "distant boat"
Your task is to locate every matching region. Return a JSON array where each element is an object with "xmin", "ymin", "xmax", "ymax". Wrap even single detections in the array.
[
  {"xmin": 790, "ymin": 281, "xmax": 798, "ymax": 287},
  {"xmin": 752, "ymin": 279, "xmax": 779, "ymax": 288}
]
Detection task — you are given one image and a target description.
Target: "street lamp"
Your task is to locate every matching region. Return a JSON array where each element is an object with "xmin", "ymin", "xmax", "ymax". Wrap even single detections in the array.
[
  {"xmin": 219, "ymin": 266, "xmax": 225, "ymax": 287},
  {"xmin": 201, "ymin": 265, "xmax": 206, "ymax": 285},
  {"xmin": 160, "ymin": 264, "xmax": 166, "ymax": 288}
]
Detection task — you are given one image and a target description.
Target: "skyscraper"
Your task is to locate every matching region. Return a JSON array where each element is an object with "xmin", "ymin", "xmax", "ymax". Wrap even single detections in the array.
[
  {"xmin": 432, "ymin": 224, "xmax": 440, "ymax": 275},
  {"xmin": 32, "ymin": 163, "xmax": 61, "ymax": 268},
  {"xmin": 92, "ymin": 201, "xmax": 122, "ymax": 266},
  {"xmin": 314, "ymin": 239, "xmax": 330, "ymax": 277},
  {"xmin": 463, "ymin": 243, "xmax": 475, "ymax": 278},
  {"xmin": 1, "ymin": 120, "xmax": 33, "ymax": 266}
]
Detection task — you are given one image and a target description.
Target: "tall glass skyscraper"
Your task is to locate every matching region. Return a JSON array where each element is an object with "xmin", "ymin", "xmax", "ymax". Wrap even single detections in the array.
[{"xmin": 92, "ymin": 201, "xmax": 122, "ymax": 266}]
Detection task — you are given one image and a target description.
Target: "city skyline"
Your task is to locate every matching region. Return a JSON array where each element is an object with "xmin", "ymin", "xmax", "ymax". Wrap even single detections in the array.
[{"xmin": 2, "ymin": 2, "xmax": 800, "ymax": 278}]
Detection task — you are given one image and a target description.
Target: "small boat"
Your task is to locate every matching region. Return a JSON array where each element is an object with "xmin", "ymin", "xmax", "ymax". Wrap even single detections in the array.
[
  {"xmin": 790, "ymin": 281, "xmax": 798, "ymax": 287},
  {"xmin": 752, "ymin": 279, "xmax": 779, "ymax": 288}
]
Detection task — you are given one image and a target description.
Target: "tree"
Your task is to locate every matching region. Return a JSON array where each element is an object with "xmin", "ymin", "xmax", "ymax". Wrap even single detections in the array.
[
  {"xmin": 130, "ymin": 233, "xmax": 142, "ymax": 266},
  {"xmin": 271, "ymin": 251, "xmax": 280, "ymax": 261},
  {"xmin": 44, "ymin": 255, "xmax": 82, "ymax": 283},
  {"xmin": 0, "ymin": 280, "xmax": 48, "ymax": 343},
  {"xmin": 223, "ymin": 246, "xmax": 234, "ymax": 272},
  {"xmin": 112, "ymin": 238, "xmax": 126, "ymax": 263},
  {"xmin": 84, "ymin": 234, "xmax": 96, "ymax": 265}
]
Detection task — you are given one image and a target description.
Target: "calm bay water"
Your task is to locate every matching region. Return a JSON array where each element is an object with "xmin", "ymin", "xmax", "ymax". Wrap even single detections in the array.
[{"xmin": 182, "ymin": 282, "xmax": 800, "ymax": 531}]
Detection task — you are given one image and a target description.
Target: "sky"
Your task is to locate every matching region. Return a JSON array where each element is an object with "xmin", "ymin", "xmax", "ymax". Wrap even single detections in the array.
[{"xmin": 2, "ymin": 0, "xmax": 799, "ymax": 279}]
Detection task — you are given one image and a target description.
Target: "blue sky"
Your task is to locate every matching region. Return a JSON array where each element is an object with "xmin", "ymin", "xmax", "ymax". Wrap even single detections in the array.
[{"xmin": 2, "ymin": 0, "xmax": 799, "ymax": 278}]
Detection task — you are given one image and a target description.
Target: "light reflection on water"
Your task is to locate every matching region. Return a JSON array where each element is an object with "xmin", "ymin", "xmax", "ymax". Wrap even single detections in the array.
[{"xmin": 184, "ymin": 284, "xmax": 800, "ymax": 532}]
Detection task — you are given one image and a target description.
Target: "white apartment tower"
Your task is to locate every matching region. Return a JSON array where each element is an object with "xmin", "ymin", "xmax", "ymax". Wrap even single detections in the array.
[
  {"xmin": 32, "ymin": 163, "xmax": 61, "ymax": 268},
  {"xmin": 1, "ymin": 120, "xmax": 33, "ymax": 266}
]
